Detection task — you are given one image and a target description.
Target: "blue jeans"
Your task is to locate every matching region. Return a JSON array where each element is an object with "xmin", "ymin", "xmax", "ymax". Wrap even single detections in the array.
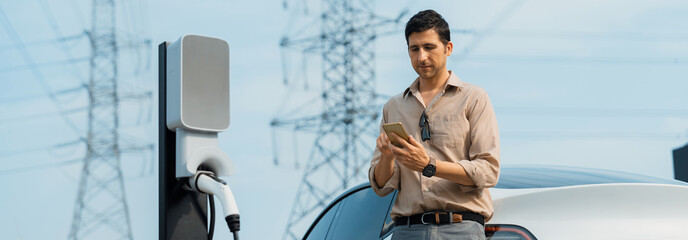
[{"xmin": 391, "ymin": 221, "xmax": 486, "ymax": 240}]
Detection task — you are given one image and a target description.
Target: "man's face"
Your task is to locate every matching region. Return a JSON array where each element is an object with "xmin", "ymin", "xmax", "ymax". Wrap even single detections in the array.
[{"xmin": 407, "ymin": 29, "xmax": 453, "ymax": 80}]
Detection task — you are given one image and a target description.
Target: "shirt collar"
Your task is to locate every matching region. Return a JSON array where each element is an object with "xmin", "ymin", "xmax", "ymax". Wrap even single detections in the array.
[{"xmin": 403, "ymin": 71, "xmax": 464, "ymax": 98}]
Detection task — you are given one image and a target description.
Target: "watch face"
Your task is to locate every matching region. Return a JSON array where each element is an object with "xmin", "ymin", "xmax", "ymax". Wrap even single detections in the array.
[{"xmin": 422, "ymin": 164, "xmax": 436, "ymax": 177}]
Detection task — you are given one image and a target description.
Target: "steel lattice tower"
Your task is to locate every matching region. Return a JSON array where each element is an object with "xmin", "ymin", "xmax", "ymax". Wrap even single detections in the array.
[
  {"xmin": 273, "ymin": 0, "xmax": 383, "ymax": 238},
  {"xmin": 69, "ymin": 0, "xmax": 133, "ymax": 239}
]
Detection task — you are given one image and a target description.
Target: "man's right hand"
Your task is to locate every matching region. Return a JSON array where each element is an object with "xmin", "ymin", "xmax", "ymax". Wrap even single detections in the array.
[
  {"xmin": 374, "ymin": 132, "xmax": 395, "ymax": 188},
  {"xmin": 376, "ymin": 132, "xmax": 394, "ymax": 161}
]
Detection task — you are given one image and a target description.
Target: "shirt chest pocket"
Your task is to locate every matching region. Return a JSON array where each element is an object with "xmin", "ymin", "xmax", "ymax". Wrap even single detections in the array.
[{"xmin": 428, "ymin": 114, "xmax": 468, "ymax": 148}]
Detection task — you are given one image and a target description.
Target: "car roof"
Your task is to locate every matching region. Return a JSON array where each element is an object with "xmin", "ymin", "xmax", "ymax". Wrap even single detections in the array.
[
  {"xmin": 496, "ymin": 165, "xmax": 687, "ymax": 189},
  {"xmin": 321, "ymin": 165, "xmax": 685, "ymax": 205}
]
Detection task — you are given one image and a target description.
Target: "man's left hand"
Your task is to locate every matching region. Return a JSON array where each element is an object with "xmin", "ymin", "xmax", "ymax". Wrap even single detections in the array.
[{"xmin": 388, "ymin": 133, "xmax": 431, "ymax": 172}]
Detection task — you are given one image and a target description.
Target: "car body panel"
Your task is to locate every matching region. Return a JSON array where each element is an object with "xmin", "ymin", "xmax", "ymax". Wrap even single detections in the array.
[
  {"xmin": 490, "ymin": 183, "xmax": 688, "ymax": 239},
  {"xmin": 304, "ymin": 166, "xmax": 688, "ymax": 239}
]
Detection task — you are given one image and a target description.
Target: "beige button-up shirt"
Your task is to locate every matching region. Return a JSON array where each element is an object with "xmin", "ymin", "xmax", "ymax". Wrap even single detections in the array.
[{"xmin": 368, "ymin": 71, "xmax": 500, "ymax": 221}]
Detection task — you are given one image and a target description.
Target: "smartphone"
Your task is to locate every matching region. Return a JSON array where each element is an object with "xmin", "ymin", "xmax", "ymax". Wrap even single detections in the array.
[{"xmin": 382, "ymin": 122, "xmax": 410, "ymax": 147}]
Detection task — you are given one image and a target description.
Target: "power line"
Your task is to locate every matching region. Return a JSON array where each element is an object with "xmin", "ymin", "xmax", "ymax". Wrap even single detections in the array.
[
  {"xmin": 38, "ymin": 0, "xmax": 90, "ymax": 85},
  {"xmin": 39, "ymin": 0, "xmax": 66, "ymax": 40},
  {"xmin": 0, "ymin": 33, "xmax": 86, "ymax": 51},
  {"xmin": 69, "ymin": 0, "xmax": 87, "ymax": 29},
  {"xmin": 0, "ymin": 85, "xmax": 85, "ymax": 104},
  {"xmin": 0, "ymin": 57, "xmax": 89, "ymax": 73},
  {"xmin": 0, "ymin": 6, "xmax": 84, "ymax": 139},
  {"xmin": 0, "ymin": 106, "xmax": 87, "ymax": 124},
  {"xmin": 454, "ymin": 0, "xmax": 526, "ymax": 63},
  {"xmin": 467, "ymin": 55, "xmax": 688, "ymax": 65},
  {"xmin": 496, "ymin": 106, "xmax": 688, "ymax": 118},
  {"xmin": 0, "ymin": 157, "xmax": 83, "ymax": 177},
  {"xmin": 451, "ymin": 28, "xmax": 688, "ymax": 42},
  {"xmin": 379, "ymin": 53, "xmax": 688, "ymax": 66},
  {"xmin": 501, "ymin": 131, "xmax": 686, "ymax": 140},
  {"xmin": 0, "ymin": 140, "xmax": 83, "ymax": 158}
]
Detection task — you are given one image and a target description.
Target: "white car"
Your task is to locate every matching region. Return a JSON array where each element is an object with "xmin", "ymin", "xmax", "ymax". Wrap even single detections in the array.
[{"xmin": 302, "ymin": 165, "xmax": 688, "ymax": 240}]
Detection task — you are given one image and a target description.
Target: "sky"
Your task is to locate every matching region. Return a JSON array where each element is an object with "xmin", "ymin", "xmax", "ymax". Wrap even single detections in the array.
[{"xmin": 1, "ymin": 0, "xmax": 688, "ymax": 239}]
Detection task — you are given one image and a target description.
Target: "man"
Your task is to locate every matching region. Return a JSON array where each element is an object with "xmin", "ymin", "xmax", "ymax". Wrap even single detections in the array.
[{"xmin": 368, "ymin": 9, "xmax": 500, "ymax": 240}]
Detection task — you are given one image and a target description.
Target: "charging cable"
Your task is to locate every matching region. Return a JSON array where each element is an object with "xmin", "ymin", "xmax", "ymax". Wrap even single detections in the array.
[{"xmin": 190, "ymin": 171, "xmax": 240, "ymax": 240}]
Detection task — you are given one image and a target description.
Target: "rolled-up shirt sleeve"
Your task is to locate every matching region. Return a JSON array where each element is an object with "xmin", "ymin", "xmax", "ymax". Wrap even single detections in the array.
[
  {"xmin": 368, "ymin": 104, "xmax": 401, "ymax": 197},
  {"xmin": 369, "ymin": 147, "xmax": 400, "ymax": 196},
  {"xmin": 457, "ymin": 89, "xmax": 500, "ymax": 192}
]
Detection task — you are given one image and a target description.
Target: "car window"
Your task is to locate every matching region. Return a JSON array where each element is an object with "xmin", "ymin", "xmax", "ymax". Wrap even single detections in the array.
[
  {"xmin": 326, "ymin": 188, "xmax": 395, "ymax": 240},
  {"xmin": 496, "ymin": 165, "xmax": 686, "ymax": 189},
  {"xmin": 305, "ymin": 201, "xmax": 341, "ymax": 240}
]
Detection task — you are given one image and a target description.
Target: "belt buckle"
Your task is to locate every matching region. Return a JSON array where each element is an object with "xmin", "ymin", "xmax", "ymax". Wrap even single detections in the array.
[
  {"xmin": 420, "ymin": 212, "xmax": 434, "ymax": 225},
  {"xmin": 420, "ymin": 212, "xmax": 446, "ymax": 224}
]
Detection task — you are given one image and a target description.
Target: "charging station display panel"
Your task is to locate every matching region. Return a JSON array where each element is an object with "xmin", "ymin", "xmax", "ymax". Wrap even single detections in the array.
[{"xmin": 167, "ymin": 35, "xmax": 230, "ymax": 132}]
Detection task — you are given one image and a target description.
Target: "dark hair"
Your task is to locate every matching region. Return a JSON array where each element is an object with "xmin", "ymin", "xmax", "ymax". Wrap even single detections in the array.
[{"xmin": 404, "ymin": 9, "xmax": 450, "ymax": 45}]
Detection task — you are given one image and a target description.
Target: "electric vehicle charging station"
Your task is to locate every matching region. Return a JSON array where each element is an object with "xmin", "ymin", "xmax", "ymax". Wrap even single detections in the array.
[{"xmin": 159, "ymin": 35, "xmax": 239, "ymax": 240}]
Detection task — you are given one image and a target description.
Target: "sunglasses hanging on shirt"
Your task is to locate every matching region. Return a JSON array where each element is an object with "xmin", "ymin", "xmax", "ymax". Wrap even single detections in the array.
[{"xmin": 420, "ymin": 110, "xmax": 431, "ymax": 141}]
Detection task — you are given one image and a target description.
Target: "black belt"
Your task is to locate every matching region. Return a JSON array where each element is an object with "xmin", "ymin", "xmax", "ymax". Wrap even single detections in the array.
[{"xmin": 395, "ymin": 211, "xmax": 485, "ymax": 226}]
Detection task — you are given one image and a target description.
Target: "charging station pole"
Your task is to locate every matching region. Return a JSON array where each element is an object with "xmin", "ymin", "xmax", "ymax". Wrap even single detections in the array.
[{"xmin": 158, "ymin": 42, "xmax": 209, "ymax": 240}]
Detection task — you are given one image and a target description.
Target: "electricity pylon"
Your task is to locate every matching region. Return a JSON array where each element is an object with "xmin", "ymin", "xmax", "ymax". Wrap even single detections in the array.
[
  {"xmin": 272, "ymin": 0, "xmax": 404, "ymax": 238},
  {"xmin": 69, "ymin": 0, "xmax": 149, "ymax": 239}
]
